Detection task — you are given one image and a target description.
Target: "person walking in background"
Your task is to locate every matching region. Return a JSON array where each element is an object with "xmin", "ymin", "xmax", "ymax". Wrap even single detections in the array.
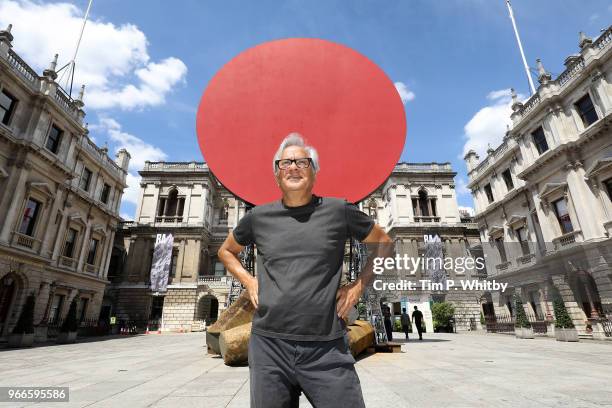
[
  {"xmin": 412, "ymin": 306, "xmax": 424, "ymax": 340},
  {"xmin": 401, "ymin": 308, "xmax": 410, "ymax": 340},
  {"xmin": 382, "ymin": 304, "xmax": 393, "ymax": 341}
]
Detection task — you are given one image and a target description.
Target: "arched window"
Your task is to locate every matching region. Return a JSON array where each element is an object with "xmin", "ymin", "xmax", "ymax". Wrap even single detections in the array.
[
  {"xmin": 165, "ymin": 189, "xmax": 178, "ymax": 216},
  {"xmin": 418, "ymin": 190, "xmax": 429, "ymax": 217},
  {"xmin": 412, "ymin": 189, "xmax": 437, "ymax": 220},
  {"xmin": 158, "ymin": 188, "xmax": 185, "ymax": 222}
]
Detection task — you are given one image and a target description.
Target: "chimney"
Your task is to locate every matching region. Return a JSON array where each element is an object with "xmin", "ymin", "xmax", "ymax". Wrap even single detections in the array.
[
  {"xmin": 0, "ymin": 24, "xmax": 14, "ymax": 59},
  {"xmin": 115, "ymin": 148, "xmax": 131, "ymax": 172},
  {"xmin": 464, "ymin": 149, "xmax": 480, "ymax": 173}
]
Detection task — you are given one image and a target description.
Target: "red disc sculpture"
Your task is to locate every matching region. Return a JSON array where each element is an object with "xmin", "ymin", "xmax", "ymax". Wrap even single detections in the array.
[{"xmin": 196, "ymin": 38, "xmax": 406, "ymax": 205}]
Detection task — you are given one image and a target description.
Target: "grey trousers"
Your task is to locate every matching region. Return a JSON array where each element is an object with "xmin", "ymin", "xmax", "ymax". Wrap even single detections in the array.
[{"xmin": 248, "ymin": 331, "xmax": 366, "ymax": 408}]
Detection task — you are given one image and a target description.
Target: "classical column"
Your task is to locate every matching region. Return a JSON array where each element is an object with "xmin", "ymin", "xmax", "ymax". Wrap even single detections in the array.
[
  {"xmin": 0, "ymin": 163, "xmax": 30, "ymax": 243},
  {"xmin": 51, "ymin": 212, "xmax": 69, "ymax": 262},
  {"xmin": 566, "ymin": 161, "xmax": 605, "ymax": 239},
  {"xmin": 35, "ymin": 282, "xmax": 51, "ymax": 325},
  {"xmin": 579, "ymin": 274, "xmax": 599, "ymax": 319},
  {"xmin": 76, "ymin": 221, "xmax": 92, "ymax": 272},
  {"xmin": 40, "ymin": 187, "xmax": 64, "ymax": 257},
  {"xmin": 41, "ymin": 283, "xmax": 57, "ymax": 324},
  {"xmin": 184, "ymin": 186, "xmax": 193, "ymax": 223},
  {"xmin": 100, "ymin": 229, "xmax": 116, "ymax": 279},
  {"xmin": 539, "ymin": 284, "xmax": 553, "ymax": 321},
  {"xmin": 389, "ymin": 186, "xmax": 398, "ymax": 225}
]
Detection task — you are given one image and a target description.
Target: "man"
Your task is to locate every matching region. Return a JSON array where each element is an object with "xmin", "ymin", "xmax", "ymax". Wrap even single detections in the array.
[
  {"xmin": 218, "ymin": 133, "xmax": 392, "ymax": 408},
  {"xmin": 412, "ymin": 305, "xmax": 424, "ymax": 340},
  {"xmin": 382, "ymin": 304, "xmax": 393, "ymax": 341},
  {"xmin": 400, "ymin": 307, "xmax": 410, "ymax": 340}
]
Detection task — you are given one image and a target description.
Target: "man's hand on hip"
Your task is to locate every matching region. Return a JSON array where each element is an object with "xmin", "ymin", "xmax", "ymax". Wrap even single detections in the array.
[
  {"xmin": 336, "ymin": 280, "xmax": 363, "ymax": 320},
  {"xmin": 245, "ymin": 275, "xmax": 259, "ymax": 309}
]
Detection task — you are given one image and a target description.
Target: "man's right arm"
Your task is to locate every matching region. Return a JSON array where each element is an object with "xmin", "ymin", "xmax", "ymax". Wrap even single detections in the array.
[{"xmin": 217, "ymin": 233, "xmax": 258, "ymax": 309}]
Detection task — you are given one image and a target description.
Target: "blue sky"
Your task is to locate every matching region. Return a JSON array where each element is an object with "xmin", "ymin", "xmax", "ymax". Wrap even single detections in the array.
[{"xmin": 1, "ymin": 0, "xmax": 610, "ymax": 219}]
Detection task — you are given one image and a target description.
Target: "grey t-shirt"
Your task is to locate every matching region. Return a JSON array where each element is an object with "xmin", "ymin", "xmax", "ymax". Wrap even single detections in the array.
[{"xmin": 232, "ymin": 195, "xmax": 375, "ymax": 341}]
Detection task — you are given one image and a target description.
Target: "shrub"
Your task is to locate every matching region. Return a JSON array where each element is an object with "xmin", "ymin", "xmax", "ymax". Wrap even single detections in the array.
[
  {"xmin": 553, "ymin": 298, "xmax": 575, "ymax": 329},
  {"xmin": 12, "ymin": 293, "xmax": 35, "ymax": 335},
  {"xmin": 514, "ymin": 295, "xmax": 531, "ymax": 328},
  {"xmin": 432, "ymin": 302, "xmax": 455, "ymax": 331},
  {"xmin": 393, "ymin": 318, "xmax": 402, "ymax": 332},
  {"xmin": 357, "ymin": 303, "xmax": 367, "ymax": 318},
  {"xmin": 61, "ymin": 298, "xmax": 79, "ymax": 333}
]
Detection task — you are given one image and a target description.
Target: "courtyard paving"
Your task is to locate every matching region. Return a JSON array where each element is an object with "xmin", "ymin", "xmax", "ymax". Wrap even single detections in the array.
[{"xmin": 1, "ymin": 331, "xmax": 611, "ymax": 407}]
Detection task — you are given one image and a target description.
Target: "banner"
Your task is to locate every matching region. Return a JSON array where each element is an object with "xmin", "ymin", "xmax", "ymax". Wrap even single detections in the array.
[{"xmin": 150, "ymin": 233, "xmax": 174, "ymax": 292}]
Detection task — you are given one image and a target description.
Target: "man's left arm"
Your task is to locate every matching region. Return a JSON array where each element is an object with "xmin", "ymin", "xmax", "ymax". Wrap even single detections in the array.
[{"xmin": 336, "ymin": 224, "xmax": 393, "ymax": 320}]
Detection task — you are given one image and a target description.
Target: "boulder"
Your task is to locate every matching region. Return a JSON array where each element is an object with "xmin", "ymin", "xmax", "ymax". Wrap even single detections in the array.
[
  {"xmin": 206, "ymin": 291, "xmax": 255, "ymax": 355},
  {"xmin": 219, "ymin": 322, "xmax": 252, "ymax": 366},
  {"xmin": 347, "ymin": 320, "xmax": 375, "ymax": 357}
]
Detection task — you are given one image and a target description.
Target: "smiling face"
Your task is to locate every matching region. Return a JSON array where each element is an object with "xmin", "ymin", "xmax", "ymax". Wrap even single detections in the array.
[{"xmin": 275, "ymin": 145, "xmax": 316, "ymax": 194}]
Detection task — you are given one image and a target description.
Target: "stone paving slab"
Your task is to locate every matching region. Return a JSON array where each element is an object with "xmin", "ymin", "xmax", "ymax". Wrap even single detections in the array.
[{"xmin": 1, "ymin": 332, "xmax": 612, "ymax": 407}]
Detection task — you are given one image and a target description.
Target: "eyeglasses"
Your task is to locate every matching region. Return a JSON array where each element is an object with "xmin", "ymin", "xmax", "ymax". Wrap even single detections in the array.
[{"xmin": 275, "ymin": 158, "xmax": 313, "ymax": 170}]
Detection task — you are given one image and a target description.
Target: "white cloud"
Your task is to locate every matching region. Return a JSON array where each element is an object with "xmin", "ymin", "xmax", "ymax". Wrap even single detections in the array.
[
  {"xmin": 0, "ymin": 0, "xmax": 187, "ymax": 110},
  {"xmin": 92, "ymin": 117, "xmax": 167, "ymax": 205},
  {"xmin": 394, "ymin": 81, "xmax": 415, "ymax": 104},
  {"xmin": 458, "ymin": 206, "xmax": 475, "ymax": 217},
  {"xmin": 461, "ymin": 88, "xmax": 526, "ymax": 158},
  {"xmin": 456, "ymin": 176, "xmax": 471, "ymax": 196}
]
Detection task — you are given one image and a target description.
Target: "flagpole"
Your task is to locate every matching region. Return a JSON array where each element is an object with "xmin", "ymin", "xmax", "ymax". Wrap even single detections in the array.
[{"xmin": 505, "ymin": 0, "xmax": 536, "ymax": 95}]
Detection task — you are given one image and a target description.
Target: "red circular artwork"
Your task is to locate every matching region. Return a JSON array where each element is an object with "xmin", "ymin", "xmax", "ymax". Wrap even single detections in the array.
[{"xmin": 196, "ymin": 38, "xmax": 406, "ymax": 205}]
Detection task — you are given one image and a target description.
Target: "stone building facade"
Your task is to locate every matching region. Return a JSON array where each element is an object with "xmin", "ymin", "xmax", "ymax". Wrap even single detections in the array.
[
  {"xmin": 464, "ymin": 27, "xmax": 612, "ymax": 339},
  {"xmin": 0, "ymin": 26, "xmax": 130, "ymax": 340},
  {"xmin": 107, "ymin": 161, "xmax": 484, "ymax": 332}
]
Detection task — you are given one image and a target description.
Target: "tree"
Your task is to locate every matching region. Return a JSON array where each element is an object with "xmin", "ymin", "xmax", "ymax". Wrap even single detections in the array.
[
  {"xmin": 432, "ymin": 302, "xmax": 455, "ymax": 331},
  {"xmin": 61, "ymin": 298, "xmax": 79, "ymax": 333},
  {"xmin": 553, "ymin": 297, "xmax": 575, "ymax": 329},
  {"xmin": 513, "ymin": 294, "xmax": 531, "ymax": 329},
  {"xmin": 12, "ymin": 293, "xmax": 35, "ymax": 335}
]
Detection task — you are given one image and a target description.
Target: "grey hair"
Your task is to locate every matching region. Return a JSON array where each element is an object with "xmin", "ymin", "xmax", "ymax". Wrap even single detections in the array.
[{"xmin": 273, "ymin": 132, "xmax": 320, "ymax": 175}]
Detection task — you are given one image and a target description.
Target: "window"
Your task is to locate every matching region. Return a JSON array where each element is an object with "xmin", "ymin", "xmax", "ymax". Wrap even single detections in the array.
[
  {"xmin": 219, "ymin": 201, "xmax": 229, "ymax": 222},
  {"xmin": 63, "ymin": 228, "xmax": 78, "ymax": 258},
  {"xmin": 604, "ymin": 178, "xmax": 612, "ymax": 202},
  {"xmin": 552, "ymin": 198, "xmax": 573, "ymax": 234},
  {"xmin": 45, "ymin": 125, "xmax": 63, "ymax": 154},
  {"xmin": 18, "ymin": 198, "xmax": 41, "ymax": 236},
  {"xmin": 532, "ymin": 127, "xmax": 549, "ymax": 155},
  {"xmin": 49, "ymin": 294, "xmax": 64, "ymax": 323},
  {"xmin": 87, "ymin": 238, "xmax": 99, "ymax": 265},
  {"xmin": 157, "ymin": 198, "xmax": 166, "ymax": 216},
  {"xmin": 0, "ymin": 89, "xmax": 17, "ymax": 125},
  {"xmin": 214, "ymin": 260, "xmax": 226, "ymax": 276},
  {"xmin": 161, "ymin": 189, "xmax": 184, "ymax": 221},
  {"xmin": 502, "ymin": 169, "xmax": 514, "ymax": 191},
  {"xmin": 100, "ymin": 183, "xmax": 111, "ymax": 204},
  {"xmin": 495, "ymin": 236, "xmax": 507, "ymax": 263},
  {"xmin": 80, "ymin": 167, "xmax": 92, "ymax": 191},
  {"xmin": 516, "ymin": 227, "xmax": 530, "ymax": 256},
  {"xmin": 484, "ymin": 184, "xmax": 494, "ymax": 204},
  {"xmin": 575, "ymin": 94, "xmax": 598, "ymax": 127}
]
